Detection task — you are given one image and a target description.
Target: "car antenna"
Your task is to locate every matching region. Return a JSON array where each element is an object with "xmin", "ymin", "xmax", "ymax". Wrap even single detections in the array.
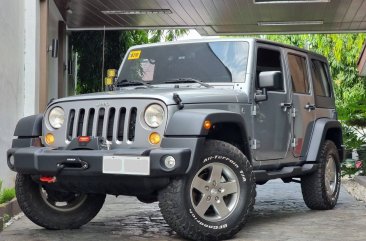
[{"xmin": 173, "ymin": 93, "xmax": 184, "ymax": 110}]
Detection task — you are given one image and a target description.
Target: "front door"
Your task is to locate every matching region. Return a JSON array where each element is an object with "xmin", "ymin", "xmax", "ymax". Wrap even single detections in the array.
[{"xmin": 252, "ymin": 45, "xmax": 292, "ymax": 161}]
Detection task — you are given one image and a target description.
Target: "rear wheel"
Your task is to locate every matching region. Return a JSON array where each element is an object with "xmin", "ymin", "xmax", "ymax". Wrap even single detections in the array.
[
  {"xmin": 301, "ymin": 140, "xmax": 341, "ymax": 210},
  {"xmin": 16, "ymin": 174, "xmax": 106, "ymax": 229},
  {"xmin": 159, "ymin": 140, "xmax": 256, "ymax": 241}
]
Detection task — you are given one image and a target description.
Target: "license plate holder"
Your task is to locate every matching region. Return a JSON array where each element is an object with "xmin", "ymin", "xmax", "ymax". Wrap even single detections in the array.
[{"xmin": 102, "ymin": 156, "xmax": 150, "ymax": 175}]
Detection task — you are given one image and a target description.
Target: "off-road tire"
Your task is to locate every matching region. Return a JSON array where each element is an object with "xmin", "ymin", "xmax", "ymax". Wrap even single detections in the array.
[
  {"xmin": 16, "ymin": 174, "xmax": 106, "ymax": 230},
  {"xmin": 301, "ymin": 140, "xmax": 341, "ymax": 210},
  {"xmin": 158, "ymin": 140, "xmax": 256, "ymax": 241}
]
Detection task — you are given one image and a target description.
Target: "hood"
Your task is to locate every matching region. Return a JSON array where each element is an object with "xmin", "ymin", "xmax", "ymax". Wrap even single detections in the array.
[{"xmin": 52, "ymin": 87, "xmax": 249, "ymax": 106}]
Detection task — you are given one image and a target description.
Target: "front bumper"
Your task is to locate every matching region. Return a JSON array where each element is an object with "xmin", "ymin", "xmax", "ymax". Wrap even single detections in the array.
[
  {"xmin": 7, "ymin": 141, "xmax": 196, "ymax": 195},
  {"xmin": 7, "ymin": 146, "xmax": 191, "ymax": 177}
]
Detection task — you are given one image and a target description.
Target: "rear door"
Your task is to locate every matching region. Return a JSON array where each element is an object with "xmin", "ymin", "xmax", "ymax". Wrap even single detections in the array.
[{"xmin": 285, "ymin": 50, "xmax": 316, "ymax": 158}]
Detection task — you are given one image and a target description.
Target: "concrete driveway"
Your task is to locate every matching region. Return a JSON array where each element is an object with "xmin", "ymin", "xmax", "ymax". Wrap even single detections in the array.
[{"xmin": 1, "ymin": 180, "xmax": 366, "ymax": 241}]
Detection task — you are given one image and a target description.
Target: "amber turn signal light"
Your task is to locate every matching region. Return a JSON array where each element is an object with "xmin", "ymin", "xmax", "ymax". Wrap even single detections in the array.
[
  {"xmin": 203, "ymin": 120, "xmax": 212, "ymax": 130},
  {"xmin": 149, "ymin": 132, "xmax": 161, "ymax": 145},
  {"xmin": 45, "ymin": 133, "xmax": 55, "ymax": 145}
]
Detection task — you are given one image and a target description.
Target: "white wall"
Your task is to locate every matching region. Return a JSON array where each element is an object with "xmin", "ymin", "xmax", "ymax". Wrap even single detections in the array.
[
  {"xmin": 0, "ymin": 0, "xmax": 67, "ymax": 188},
  {"xmin": 0, "ymin": 0, "xmax": 25, "ymax": 188}
]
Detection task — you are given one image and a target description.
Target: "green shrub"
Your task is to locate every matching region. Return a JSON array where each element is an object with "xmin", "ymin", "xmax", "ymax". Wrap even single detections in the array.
[{"xmin": 0, "ymin": 180, "xmax": 16, "ymax": 204}]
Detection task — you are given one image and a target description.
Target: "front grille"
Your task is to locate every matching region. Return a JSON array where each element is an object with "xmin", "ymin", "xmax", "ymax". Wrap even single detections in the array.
[{"xmin": 66, "ymin": 106, "xmax": 136, "ymax": 143}]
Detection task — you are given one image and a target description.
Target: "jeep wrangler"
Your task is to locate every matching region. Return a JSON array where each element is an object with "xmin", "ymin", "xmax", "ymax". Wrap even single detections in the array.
[{"xmin": 7, "ymin": 38, "xmax": 344, "ymax": 241}]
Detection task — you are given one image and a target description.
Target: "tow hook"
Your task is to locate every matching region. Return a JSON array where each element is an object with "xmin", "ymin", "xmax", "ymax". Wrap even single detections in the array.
[{"xmin": 40, "ymin": 176, "xmax": 57, "ymax": 183}]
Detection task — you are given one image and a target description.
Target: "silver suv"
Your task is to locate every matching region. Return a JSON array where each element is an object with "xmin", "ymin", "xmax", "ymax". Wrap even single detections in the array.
[{"xmin": 7, "ymin": 38, "xmax": 344, "ymax": 241}]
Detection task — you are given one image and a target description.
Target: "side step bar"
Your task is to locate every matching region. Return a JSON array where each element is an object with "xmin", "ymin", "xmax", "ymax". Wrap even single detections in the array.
[{"xmin": 254, "ymin": 164, "xmax": 319, "ymax": 183}]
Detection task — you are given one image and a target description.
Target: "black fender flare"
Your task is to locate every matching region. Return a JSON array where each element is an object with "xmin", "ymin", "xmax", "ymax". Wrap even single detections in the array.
[
  {"xmin": 14, "ymin": 114, "xmax": 43, "ymax": 137},
  {"xmin": 166, "ymin": 109, "xmax": 248, "ymax": 136},
  {"xmin": 302, "ymin": 118, "xmax": 344, "ymax": 162},
  {"xmin": 165, "ymin": 109, "xmax": 251, "ymax": 161}
]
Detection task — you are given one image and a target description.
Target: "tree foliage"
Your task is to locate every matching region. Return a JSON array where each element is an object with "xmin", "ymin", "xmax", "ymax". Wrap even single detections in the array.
[
  {"xmin": 70, "ymin": 30, "xmax": 187, "ymax": 94},
  {"xmin": 263, "ymin": 34, "xmax": 366, "ymax": 148}
]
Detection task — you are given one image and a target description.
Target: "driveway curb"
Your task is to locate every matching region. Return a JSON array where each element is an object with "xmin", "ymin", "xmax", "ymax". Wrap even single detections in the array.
[
  {"xmin": 0, "ymin": 198, "xmax": 21, "ymax": 232},
  {"xmin": 354, "ymin": 176, "xmax": 366, "ymax": 188}
]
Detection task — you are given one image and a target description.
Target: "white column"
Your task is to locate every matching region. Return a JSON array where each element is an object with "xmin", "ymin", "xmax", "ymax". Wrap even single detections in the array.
[{"xmin": 24, "ymin": 0, "xmax": 40, "ymax": 116}]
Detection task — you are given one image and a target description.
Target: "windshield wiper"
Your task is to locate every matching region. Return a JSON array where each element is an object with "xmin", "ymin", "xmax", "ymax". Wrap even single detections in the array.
[
  {"xmin": 164, "ymin": 78, "xmax": 212, "ymax": 88},
  {"xmin": 115, "ymin": 79, "xmax": 153, "ymax": 88}
]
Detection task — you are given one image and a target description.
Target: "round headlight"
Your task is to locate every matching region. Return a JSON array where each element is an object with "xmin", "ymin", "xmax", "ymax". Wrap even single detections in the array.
[
  {"xmin": 144, "ymin": 104, "xmax": 165, "ymax": 128},
  {"xmin": 48, "ymin": 107, "xmax": 65, "ymax": 129}
]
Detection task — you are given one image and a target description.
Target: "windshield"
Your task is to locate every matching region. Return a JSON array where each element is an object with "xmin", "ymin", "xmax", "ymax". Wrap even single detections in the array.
[{"xmin": 118, "ymin": 41, "xmax": 249, "ymax": 84}]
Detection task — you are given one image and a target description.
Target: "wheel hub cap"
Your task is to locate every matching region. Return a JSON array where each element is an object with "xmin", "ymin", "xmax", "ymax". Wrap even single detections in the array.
[
  {"xmin": 210, "ymin": 188, "xmax": 218, "ymax": 195},
  {"xmin": 40, "ymin": 186, "xmax": 87, "ymax": 212},
  {"xmin": 190, "ymin": 162, "xmax": 240, "ymax": 222}
]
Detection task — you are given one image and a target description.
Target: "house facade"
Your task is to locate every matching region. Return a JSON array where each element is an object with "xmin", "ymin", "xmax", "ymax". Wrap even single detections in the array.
[{"xmin": 0, "ymin": 0, "xmax": 68, "ymax": 187}]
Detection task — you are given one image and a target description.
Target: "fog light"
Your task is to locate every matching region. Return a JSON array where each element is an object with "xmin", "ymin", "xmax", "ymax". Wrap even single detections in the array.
[
  {"xmin": 164, "ymin": 156, "xmax": 176, "ymax": 169},
  {"xmin": 9, "ymin": 155, "xmax": 15, "ymax": 167},
  {"xmin": 149, "ymin": 132, "xmax": 161, "ymax": 145},
  {"xmin": 45, "ymin": 133, "xmax": 55, "ymax": 145}
]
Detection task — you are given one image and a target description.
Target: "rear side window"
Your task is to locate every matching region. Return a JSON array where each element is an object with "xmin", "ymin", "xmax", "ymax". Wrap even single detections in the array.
[
  {"xmin": 311, "ymin": 60, "xmax": 331, "ymax": 97},
  {"xmin": 287, "ymin": 54, "xmax": 309, "ymax": 94}
]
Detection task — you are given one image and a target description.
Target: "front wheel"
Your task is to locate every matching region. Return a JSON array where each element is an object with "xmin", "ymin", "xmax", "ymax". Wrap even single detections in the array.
[
  {"xmin": 16, "ymin": 174, "xmax": 106, "ymax": 230},
  {"xmin": 158, "ymin": 140, "xmax": 256, "ymax": 241},
  {"xmin": 301, "ymin": 140, "xmax": 341, "ymax": 210}
]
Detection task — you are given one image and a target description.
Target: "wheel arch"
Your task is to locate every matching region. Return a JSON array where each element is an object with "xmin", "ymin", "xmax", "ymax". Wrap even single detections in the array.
[
  {"xmin": 165, "ymin": 109, "xmax": 252, "ymax": 162},
  {"xmin": 206, "ymin": 122, "xmax": 252, "ymax": 162},
  {"xmin": 303, "ymin": 118, "xmax": 344, "ymax": 162}
]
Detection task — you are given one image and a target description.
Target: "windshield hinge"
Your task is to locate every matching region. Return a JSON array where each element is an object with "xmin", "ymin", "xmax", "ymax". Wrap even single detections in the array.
[{"xmin": 173, "ymin": 93, "xmax": 184, "ymax": 110}]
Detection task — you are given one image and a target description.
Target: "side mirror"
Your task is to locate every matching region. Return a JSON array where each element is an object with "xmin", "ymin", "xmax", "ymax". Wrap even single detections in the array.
[{"xmin": 255, "ymin": 71, "xmax": 282, "ymax": 102}]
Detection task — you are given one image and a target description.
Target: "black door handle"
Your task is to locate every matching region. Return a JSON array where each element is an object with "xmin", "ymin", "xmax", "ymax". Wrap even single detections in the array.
[
  {"xmin": 281, "ymin": 102, "xmax": 292, "ymax": 111},
  {"xmin": 305, "ymin": 103, "xmax": 316, "ymax": 111}
]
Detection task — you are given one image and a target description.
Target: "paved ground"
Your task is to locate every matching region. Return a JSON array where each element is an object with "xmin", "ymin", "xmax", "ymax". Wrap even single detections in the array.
[{"xmin": 1, "ymin": 180, "xmax": 366, "ymax": 241}]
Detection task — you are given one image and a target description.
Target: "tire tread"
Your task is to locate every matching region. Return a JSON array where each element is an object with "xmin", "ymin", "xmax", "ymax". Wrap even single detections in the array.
[
  {"xmin": 16, "ymin": 174, "xmax": 106, "ymax": 230},
  {"xmin": 159, "ymin": 140, "xmax": 256, "ymax": 241},
  {"xmin": 301, "ymin": 140, "xmax": 340, "ymax": 210}
]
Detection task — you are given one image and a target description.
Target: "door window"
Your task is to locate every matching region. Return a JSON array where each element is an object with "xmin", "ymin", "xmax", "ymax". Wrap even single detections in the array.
[
  {"xmin": 311, "ymin": 60, "xmax": 331, "ymax": 97},
  {"xmin": 288, "ymin": 54, "xmax": 310, "ymax": 94},
  {"xmin": 256, "ymin": 48, "xmax": 284, "ymax": 91}
]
